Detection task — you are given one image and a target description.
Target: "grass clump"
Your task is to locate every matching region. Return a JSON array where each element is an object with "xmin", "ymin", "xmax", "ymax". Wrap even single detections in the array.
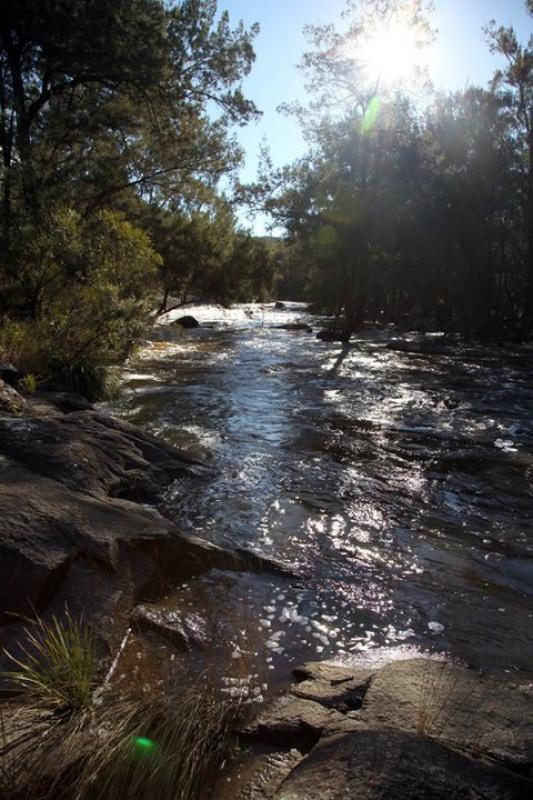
[
  {"xmin": 2, "ymin": 611, "xmax": 96, "ymax": 711},
  {"xmin": 0, "ymin": 610, "xmax": 243, "ymax": 800}
]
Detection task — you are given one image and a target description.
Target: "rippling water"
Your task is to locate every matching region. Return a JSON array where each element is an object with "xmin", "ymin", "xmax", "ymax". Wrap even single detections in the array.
[{"xmin": 106, "ymin": 303, "xmax": 533, "ymax": 684}]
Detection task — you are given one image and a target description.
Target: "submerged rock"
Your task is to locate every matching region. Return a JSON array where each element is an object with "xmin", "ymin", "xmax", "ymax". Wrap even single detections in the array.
[
  {"xmin": 276, "ymin": 323, "xmax": 312, "ymax": 332},
  {"xmin": 131, "ymin": 604, "xmax": 209, "ymax": 650}
]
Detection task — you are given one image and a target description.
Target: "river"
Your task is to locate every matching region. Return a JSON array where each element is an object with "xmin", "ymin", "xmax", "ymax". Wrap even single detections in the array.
[{"xmin": 105, "ymin": 303, "xmax": 533, "ymax": 693}]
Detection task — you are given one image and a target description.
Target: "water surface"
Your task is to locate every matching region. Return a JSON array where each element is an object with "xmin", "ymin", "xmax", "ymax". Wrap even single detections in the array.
[{"xmin": 106, "ymin": 304, "xmax": 533, "ymax": 688}]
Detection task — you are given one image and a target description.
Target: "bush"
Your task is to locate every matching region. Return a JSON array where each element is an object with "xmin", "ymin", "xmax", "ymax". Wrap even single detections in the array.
[{"xmin": 0, "ymin": 208, "xmax": 160, "ymax": 399}]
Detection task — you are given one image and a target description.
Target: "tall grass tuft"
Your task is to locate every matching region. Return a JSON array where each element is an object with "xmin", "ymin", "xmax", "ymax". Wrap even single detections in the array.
[{"xmin": 2, "ymin": 611, "xmax": 96, "ymax": 710}]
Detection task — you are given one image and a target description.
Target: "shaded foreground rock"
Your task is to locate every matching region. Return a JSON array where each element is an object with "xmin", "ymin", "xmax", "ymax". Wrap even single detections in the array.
[
  {"xmin": 234, "ymin": 658, "xmax": 533, "ymax": 799},
  {"xmin": 274, "ymin": 729, "xmax": 533, "ymax": 800}
]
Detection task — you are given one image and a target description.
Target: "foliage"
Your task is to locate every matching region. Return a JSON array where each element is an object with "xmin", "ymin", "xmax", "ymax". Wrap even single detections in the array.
[
  {"xmin": 0, "ymin": 0, "xmax": 262, "ymax": 394},
  {"xmin": 258, "ymin": 0, "xmax": 533, "ymax": 338},
  {"xmin": 2, "ymin": 611, "xmax": 96, "ymax": 710},
  {"xmin": 0, "ymin": 208, "xmax": 159, "ymax": 397}
]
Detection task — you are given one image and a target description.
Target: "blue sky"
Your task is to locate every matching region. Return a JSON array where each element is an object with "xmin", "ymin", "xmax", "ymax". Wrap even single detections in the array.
[{"xmin": 220, "ymin": 1, "xmax": 532, "ymax": 232}]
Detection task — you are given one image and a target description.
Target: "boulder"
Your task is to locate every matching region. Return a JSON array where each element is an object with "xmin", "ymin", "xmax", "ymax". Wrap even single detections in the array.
[
  {"xmin": 274, "ymin": 302, "xmax": 285, "ymax": 309},
  {"xmin": 0, "ymin": 410, "xmax": 199, "ymax": 502},
  {"xmin": 0, "ymin": 378, "xmax": 27, "ymax": 415},
  {"xmin": 273, "ymin": 729, "xmax": 533, "ymax": 800},
  {"xmin": 347, "ymin": 658, "xmax": 533, "ymax": 769},
  {"xmin": 236, "ymin": 658, "xmax": 533, "ymax": 799},
  {"xmin": 316, "ymin": 329, "xmax": 350, "ymax": 343},
  {"xmin": 174, "ymin": 315, "xmax": 200, "ymax": 329}
]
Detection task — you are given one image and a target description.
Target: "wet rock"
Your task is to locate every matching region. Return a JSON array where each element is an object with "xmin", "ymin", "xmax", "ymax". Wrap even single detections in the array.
[
  {"xmin": 274, "ymin": 302, "xmax": 285, "ymax": 309},
  {"xmin": 276, "ymin": 323, "xmax": 312, "ymax": 332},
  {"xmin": 385, "ymin": 337, "xmax": 455, "ymax": 355},
  {"xmin": 130, "ymin": 604, "xmax": 209, "ymax": 650},
  {"xmin": 174, "ymin": 315, "xmax": 200, "ymax": 329},
  {"xmin": 345, "ymin": 658, "xmax": 533, "ymax": 769},
  {"xmin": 316, "ymin": 329, "xmax": 350, "ymax": 343},
  {"xmin": 241, "ymin": 695, "xmax": 346, "ymax": 750},
  {"xmin": 0, "ymin": 378, "xmax": 27, "ymax": 415},
  {"xmin": 0, "ymin": 461, "xmax": 174, "ymax": 624},
  {"xmin": 0, "ymin": 410, "xmax": 199, "ymax": 502},
  {"xmin": 273, "ymin": 729, "xmax": 533, "ymax": 800},
  {"xmin": 221, "ymin": 749, "xmax": 304, "ymax": 800}
]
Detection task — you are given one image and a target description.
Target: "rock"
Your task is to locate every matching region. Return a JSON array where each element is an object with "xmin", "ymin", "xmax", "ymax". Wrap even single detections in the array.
[
  {"xmin": 130, "ymin": 604, "xmax": 209, "ymax": 650},
  {"xmin": 316, "ymin": 329, "xmax": 350, "ymax": 343},
  {"xmin": 273, "ymin": 729, "xmax": 533, "ymax": 800},
  {"xmin": 347, "ymin": 658, "xmax": 533, "ymax": 769},
  {"xmin": 0, "ymin": 410, "xmax": 199, "ymax": 502},
  {"xmin": 276, "ymin": 323, "xmax": 312, "ymax": 332},
  {"xmin": 385, "ymin": 337, "xmax": 454, "ymax": 355},
  {"xmin": 220, "ymin": 749, "xmax": 304, "ymax": 800},
  {"xmin": 241, "ymin": 695, "xmax": 346, "ymax": 750},
  {"xmin": 0, "ymin": 461, "xmax": 174, "ymax": 624},
  {"xmin": 0, "ymin": 378, "xmax": 27, "ymax": 415},
  {"xmin": 0, "ymin": 362, "xmax": 20, "ymax": 386},
  {"xmin": 292, "ymin": 661, "xmax": 368, "ymax": 684},
  {"xmin": 174, "ymin": 315, "xmax": 200, "ymax": 329},
  {"xmin": 291, "ymin": 676, "xmax": 371, "ymax": 712},
  {"xmin": 274, "ymin": 302, "xmax": 285, "ymax": 309}
]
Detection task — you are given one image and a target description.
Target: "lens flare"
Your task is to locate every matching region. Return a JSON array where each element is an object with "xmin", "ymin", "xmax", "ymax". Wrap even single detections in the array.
[{"xmin": 134, "ymin": 736, "xmax": 156, "ymax": 751}]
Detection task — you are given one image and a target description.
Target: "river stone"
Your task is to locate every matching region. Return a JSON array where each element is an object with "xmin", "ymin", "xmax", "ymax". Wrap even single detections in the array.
[
  {"xmin": 273, "ymin": 729, "xmax": 533, "ymax": 800},
  {"xmin": 348, "ymin": 658, "xmax": 533, "ymax": 768},
  {"xmin": 174, "ymin": 315, "xmax": 199, "ymax": 328},
  {"xmin": 130, "ymin": 604, "xmax": 209, "ymax": 650},
  {"xmin": 241, "ymin": 695, "xmax": 346, "ymax": 749}
]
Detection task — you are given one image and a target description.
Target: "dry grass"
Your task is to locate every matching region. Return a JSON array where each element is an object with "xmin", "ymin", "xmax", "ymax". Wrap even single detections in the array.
[{"xmin": 0, "ymin": 611, "xmax": 244, "ymax": 800}]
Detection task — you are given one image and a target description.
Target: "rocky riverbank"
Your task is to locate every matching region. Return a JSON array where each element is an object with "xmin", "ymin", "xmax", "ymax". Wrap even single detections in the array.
[
  {"xmin": 0, "ymin": 379, "xmax": 292, "ymax": 683},
  {"xmin": 227, "ymin": 657, "xmax": 533, "ymax": 799}
]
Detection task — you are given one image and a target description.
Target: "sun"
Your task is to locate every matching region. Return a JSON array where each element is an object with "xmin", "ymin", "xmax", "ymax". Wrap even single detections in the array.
[{"xmin": 346, "ymin": 20, "xmax": 432, "ymax": 88}]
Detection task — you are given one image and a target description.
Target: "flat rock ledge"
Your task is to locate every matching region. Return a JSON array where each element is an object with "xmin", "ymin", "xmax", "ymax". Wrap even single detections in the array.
[
  {"xmin": 233, "ymin": 658, "xmax": 533, "ymax": 800},
  {"xmin": 0, "ymin": 388, "xmax": 293, "ymax": 681}
]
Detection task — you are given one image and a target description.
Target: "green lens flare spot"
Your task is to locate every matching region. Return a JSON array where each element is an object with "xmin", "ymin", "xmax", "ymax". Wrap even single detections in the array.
[
  {"xmin": 361, "ymin": 96, "xmax": 380, "ymax": 134},
  {"xmin": 134, "ymin": 736, "xmax": 156, "ymax": 751}
]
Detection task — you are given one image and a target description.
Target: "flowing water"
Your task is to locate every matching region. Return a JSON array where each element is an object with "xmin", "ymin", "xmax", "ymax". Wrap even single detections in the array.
[{"xmin": 106, "ymin": 304, "xmax": 533, "ymax": 691}]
